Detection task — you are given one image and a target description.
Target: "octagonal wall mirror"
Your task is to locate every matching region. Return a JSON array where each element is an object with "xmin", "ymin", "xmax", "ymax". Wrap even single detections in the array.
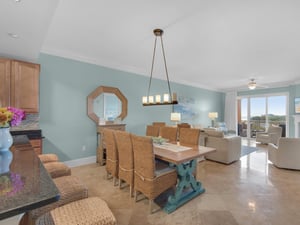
[{"xmin": 87, "ymin": 86, "xmax": 128, "ymax": 124}]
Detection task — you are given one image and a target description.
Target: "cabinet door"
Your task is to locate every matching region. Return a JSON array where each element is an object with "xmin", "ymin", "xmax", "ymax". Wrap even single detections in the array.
[
  {"xmin": 11, "ymin": 60, "xmax": 40, "ymax": 113},
  {"xmin": 0, "ymin": 59, "xmax": 11, "ymax": 107},
  {"xmin": 29, "ymin": 139, "xmax": 43, "ymax": 155}
]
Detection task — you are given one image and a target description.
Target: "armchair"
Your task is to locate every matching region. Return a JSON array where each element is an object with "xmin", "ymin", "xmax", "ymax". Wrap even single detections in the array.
[
  {"xmin": 256, "ymin": 125, "xmax": 282, "ymax": 145},
  {"xmin": 268, "ymin": 138, "xmax": 300, "ymax": 170},
  {"xmin": 204, "ymin": 130, "xmax": 241, "ymax": 164}
]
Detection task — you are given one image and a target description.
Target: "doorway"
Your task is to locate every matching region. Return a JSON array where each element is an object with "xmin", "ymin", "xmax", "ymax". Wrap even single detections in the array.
[{"xmin": 237, "ymin": 94, "xmax": 288, "ymax": 139}]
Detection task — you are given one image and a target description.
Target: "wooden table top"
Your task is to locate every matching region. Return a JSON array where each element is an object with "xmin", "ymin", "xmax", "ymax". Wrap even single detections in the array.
[{"xmin": 154, "ymin": 143, "xmax": 216, "ymax": 164}]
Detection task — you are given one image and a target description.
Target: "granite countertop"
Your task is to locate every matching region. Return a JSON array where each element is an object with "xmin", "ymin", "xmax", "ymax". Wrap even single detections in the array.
[{"xmin": 0, "ymin": 135, "xmax": 59, "ymax": 220}]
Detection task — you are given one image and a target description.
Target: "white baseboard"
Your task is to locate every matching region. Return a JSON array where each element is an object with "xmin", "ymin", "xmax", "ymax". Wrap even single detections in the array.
[{"xmin": 63, "ymin": 156, "xmax": 96, "ymax": 168}]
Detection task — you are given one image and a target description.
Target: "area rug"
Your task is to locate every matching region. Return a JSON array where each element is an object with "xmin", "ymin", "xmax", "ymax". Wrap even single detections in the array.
[{"xmin": 241, "ymin": 145, "xmax": 259, "ymax": 157}]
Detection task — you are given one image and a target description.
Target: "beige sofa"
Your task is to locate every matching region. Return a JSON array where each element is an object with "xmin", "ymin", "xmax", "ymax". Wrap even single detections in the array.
[
  {"xmin": 256, "ymin": 125, "xmax": 282, "ymax": 145},
  {"xmin": 268, "ymin": 138, "xmax": 300, "ymax": 170},
  {"xmin": 203, "ymin": 130, "xmax": 241, "ymax": 164}
]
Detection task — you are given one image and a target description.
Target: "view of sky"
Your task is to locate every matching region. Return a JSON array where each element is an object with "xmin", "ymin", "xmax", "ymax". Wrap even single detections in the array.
[{"xmin": 241, "ymin": 95, "xmax": 287, "ymax": 120}]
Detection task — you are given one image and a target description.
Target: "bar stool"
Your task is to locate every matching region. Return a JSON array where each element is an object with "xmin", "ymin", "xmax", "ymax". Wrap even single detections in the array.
[
  {"xmin": 38, "ymin": 154, "xmax": 71, "ymax": 178},
  {"xmin": 38, "ymin": 154, "xmax": 59, "ymax": 164},
  {"xmin": 36, "ymin": 197, "xmax": 116, "ymax": 225},
  {"xmin": 19, "ymin": 175, "xmax": 88, "ymax": 225}
]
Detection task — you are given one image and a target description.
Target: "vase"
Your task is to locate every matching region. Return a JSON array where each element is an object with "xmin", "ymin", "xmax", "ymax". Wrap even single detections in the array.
[{"xmin": 0, "ymin": 127, "xmax": 13, "ymax": 174}]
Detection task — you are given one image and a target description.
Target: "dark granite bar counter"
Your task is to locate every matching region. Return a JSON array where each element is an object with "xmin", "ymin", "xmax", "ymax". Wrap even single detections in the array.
[
  {"xmin": 0, "ymin": 135, "xmax": 60, "ymax": 220},
  {"xmin": 10, "ymin": 129, "xmax": 42, "ymax": 140}
]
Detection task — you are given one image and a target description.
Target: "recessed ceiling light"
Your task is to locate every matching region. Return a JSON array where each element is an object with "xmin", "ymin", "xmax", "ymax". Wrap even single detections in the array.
[
  {"xmin": 8, "ymin": 33, "xmax": 20, "ymax": 38},
  {"xmin": 15, "ymin": 0, "xmax": 21, "ymax": 2}
]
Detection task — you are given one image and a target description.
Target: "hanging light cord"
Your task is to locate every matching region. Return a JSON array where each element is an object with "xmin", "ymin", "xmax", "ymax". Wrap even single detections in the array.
[
  {"xmin": 160, "ymin": 34, "xmax": 172, "ymax": 100},
  {"xmin": 146, "ymin": 29, "xmax": 172, "ymax": 101}
]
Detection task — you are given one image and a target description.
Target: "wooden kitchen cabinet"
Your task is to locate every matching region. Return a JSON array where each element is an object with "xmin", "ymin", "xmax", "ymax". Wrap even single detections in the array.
[
  {"xmin": 29, "ymin": 139, "xmax": 43, "ymax": 155},
  {"xmin": 0, "ymin": 58, "xmax": 40, "ymax": 113}
]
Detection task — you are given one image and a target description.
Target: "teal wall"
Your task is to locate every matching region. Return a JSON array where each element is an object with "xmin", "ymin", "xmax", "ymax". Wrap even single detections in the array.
[
  {"xmin": 38, "ymin": 53, "xmax": 224, "ymax": 161},
  {"xmin": 238, "ymin": 84, "xmax": 300, "ymax": 137}
]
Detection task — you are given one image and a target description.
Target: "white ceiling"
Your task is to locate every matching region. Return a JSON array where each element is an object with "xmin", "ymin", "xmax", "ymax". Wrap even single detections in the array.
[{"xmin": 1, "ymin": 0, "xmax": 300, "ymax": 92}]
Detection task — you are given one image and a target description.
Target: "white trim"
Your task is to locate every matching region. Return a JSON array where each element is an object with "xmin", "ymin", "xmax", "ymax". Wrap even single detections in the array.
[
  {"xmin": 293, "ymin": 115, "xmax": 300, "ymax": 138},
  {"xmin": 63, "ymin": 156, "xmax": 96, "ymax": 168}
]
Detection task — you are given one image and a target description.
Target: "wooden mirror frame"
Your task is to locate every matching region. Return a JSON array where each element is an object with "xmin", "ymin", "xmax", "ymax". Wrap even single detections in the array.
[{"xmin": 87, "ymin": 86, "xmax": 128, "ymax": 124}]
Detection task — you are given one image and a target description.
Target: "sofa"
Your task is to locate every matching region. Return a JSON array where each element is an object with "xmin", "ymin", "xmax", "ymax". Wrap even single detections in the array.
[
  {"xmin": 203, "ymin": 129, "xmax": 241, "ymax": 164},
  {"xmin": 268, "ymin": 138, "xmax": 300, "ymax": 170}
]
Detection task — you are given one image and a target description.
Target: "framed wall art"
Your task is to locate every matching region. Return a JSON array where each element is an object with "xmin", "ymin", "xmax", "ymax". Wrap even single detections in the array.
[{"xmin": 295, "ymin": 97, "xmax": 300, "ymax": 113}]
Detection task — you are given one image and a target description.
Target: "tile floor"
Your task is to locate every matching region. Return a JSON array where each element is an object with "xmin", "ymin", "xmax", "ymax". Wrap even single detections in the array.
[{"xmin": 71, "ymin": 140, "xmax": 300, "ymax": 225}]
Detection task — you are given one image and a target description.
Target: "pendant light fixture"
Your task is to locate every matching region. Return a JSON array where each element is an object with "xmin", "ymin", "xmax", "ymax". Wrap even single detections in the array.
[{"xmin": 142, "ymin": 29, "xmax": 178, "ymax": 106}]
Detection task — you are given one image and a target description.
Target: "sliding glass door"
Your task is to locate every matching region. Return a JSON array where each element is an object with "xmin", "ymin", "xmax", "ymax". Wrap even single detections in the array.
[{"xmin": 237, "ymin": 94, "xmax": 288, "ymax": 138}]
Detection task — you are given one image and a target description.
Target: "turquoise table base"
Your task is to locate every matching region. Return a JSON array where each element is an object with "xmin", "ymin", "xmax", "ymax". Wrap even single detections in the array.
[{"xmin": 164, "ymin": 159, "xmax": 205, "ymax": 214}]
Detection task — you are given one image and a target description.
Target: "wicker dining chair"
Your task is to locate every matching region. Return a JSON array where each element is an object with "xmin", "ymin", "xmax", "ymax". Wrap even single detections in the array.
[
  {"xmin": 114, "ymin": 130, "xmax": 134, "ymax": 197},
  {"xmin": 179, "ymin": 127, "xmax": 201, "ymax": 146},
  {"xmin": 103, "ymin": 128, "xmax": 118, "ymax": 186},
  {"xmin": 146, "ymin": 125, "xmax": 160, "ymax": 137},
  {"xmin": 131, "ymin": 134, "xmax": 177, "ymax": 213},
  {"xmin": 152, "ymin": 122, "xmax": 166, "ymax": 127},
  {"xmin": 159, "ymin": 126, "xmax": 178, "ymax": 142},
  {"xmin": 177, "ymin": 123, "xmax": 191, "ymax": 141}
]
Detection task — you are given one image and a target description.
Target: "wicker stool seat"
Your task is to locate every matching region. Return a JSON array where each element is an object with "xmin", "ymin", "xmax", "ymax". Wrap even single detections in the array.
[
  {"xmin": 38, "ymin": 154, "xmax": 59, "ymax": 164},
  {"xmin": 20, "ymin": 175, "xmax": 88, "ymax": 225},
  {"xmin": 44, "ymin": 162, "xmax": 71, "ymax": 178},
  {"xmin": 36, "ymin": 197, "xmax": 116, "ymax": 225}
]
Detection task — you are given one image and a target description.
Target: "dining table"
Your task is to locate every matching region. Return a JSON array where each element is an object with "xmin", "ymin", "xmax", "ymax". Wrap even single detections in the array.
[{"xmin": 153, "ymin": 142, "xmax": 216, "ymax": 213}]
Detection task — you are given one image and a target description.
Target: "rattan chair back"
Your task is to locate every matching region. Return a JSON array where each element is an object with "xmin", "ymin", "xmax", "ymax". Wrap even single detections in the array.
[
  {"xmin": 103, "ymin": 128, "xmax": 118, "ymax": 182},
  {"xmin": 114, "ymin": 130, "xmax": 134, "ymax": 196},
  {"xmin": 131, "ymin": 134, "xmax": 156, "ymax": 179},
  {"xmin": 179, "ymin": 127, "xmax": 201, "ymax": 146},
  {"xmin": 159, "ymin": 126, "xmax": 178, "ymax": 142},
  {"xmin": 152, "ymin": 122, "xmax": 166, "ymax": 127},
  {"xmin": 131, "ymin": 134, "xmax": 177, "ymax": 213},
  {"xmin": 146, "ymin": 125, "xmax": 160, "ymax": 137}
]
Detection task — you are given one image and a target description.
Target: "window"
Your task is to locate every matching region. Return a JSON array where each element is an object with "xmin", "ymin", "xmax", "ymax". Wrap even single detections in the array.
[{"xmin": 237, "ymin": 93, "xmax": 288, "ymax": 138}]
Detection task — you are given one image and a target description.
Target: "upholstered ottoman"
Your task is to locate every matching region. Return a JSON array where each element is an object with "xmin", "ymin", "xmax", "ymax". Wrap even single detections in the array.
[
  {"xmin": 44, "ymin": 162, "xmax": 71, "ymax": 178},
  {"xmin": 20, "ymin": 175, "xmax": 88, "ymax": 225},
  {"xmin": 36, "ymin": 197, "xmax": 116, "ymax": 225}
]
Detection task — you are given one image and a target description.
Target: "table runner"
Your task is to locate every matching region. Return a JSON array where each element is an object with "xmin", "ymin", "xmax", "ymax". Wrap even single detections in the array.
[{"xmin": 154, "ymin": 143, "xmax": 192, "ymax": 152}]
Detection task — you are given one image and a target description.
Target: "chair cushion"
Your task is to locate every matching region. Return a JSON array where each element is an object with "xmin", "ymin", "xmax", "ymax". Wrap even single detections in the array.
[
  {"xmin": 38, "ymin": 154, "xmax": 59, "ymax": 164},
  {"xmin": 37, "ymin": 197, "xmax": 116, "ymax": 225},
  {"xmin": 44, "ymin": 162, "xmax": 71, "ymax": 178}
]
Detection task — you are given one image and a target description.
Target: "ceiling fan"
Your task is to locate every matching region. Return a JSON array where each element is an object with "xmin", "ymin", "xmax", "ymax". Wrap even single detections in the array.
[
  {"xmin": 248, "ymin": 78, "xmax": 257, "ymax": 90},
  {"xmin": 247, "ymin": 78, "xmax": 268, "ymax": 90}
]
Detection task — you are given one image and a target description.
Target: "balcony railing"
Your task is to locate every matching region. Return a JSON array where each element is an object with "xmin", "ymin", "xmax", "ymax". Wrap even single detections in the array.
[{"xmin": 238, "ymin": 120, "xmax": 286, "ymax": 138}]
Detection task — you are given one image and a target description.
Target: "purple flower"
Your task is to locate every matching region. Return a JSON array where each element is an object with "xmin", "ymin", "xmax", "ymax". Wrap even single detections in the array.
[
  {"xmin": 7, "ymin": 107, "xmax": 26, "ymax": 127},
  {"xmin": 0, "ymin": 172, "xmax": 24, "ymax": 196}
]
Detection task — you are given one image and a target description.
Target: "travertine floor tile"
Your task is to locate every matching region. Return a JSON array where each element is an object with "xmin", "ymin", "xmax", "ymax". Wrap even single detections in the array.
[{"xmin": 71, "ymin": 141, "xmax": 300, "ymax": 225}]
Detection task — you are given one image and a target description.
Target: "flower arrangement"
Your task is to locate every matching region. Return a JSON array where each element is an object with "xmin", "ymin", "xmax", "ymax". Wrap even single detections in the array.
[
  {"xmin": 0, "ymin": 107, "xmax": 26, "ymax": 128},
  {"xmin": 0, "ymin": 172, "xmax": 24, "ymax": 196}
]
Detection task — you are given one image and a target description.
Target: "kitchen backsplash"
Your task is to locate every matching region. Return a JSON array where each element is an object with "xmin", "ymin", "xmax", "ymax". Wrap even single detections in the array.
[{"xmin": 10, "ymin": 113, "xmax": 40, "ymax": 131}]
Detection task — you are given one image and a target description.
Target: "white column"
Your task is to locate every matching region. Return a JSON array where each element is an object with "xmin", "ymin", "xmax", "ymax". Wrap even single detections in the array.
[{"xmin": 293, "ymin": 115, "xmax": 300, "ymax": 138}]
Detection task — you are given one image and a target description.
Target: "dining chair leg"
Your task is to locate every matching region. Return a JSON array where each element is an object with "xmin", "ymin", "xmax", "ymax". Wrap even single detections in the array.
[
  {"xmin": 129, "ymin": 185, "xmax": 133, "ymax": 198},
  {"xmin": 106, "ymin": 172, "xmax": 110, "ymax": 180},
  {"xmin": 134, "ymin": 190, "xmax": 138, "ymax": 202},
  {"xmin": 149, "ymin": 199, "xmax": 153, "ymax": 214},
  {"xmin": 119, "ymin": 179, "xmax": 122, "ymax": 189},
  {"xmin": 113, "ymin": 177, "xmax": 118, "ymax": 186}
]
